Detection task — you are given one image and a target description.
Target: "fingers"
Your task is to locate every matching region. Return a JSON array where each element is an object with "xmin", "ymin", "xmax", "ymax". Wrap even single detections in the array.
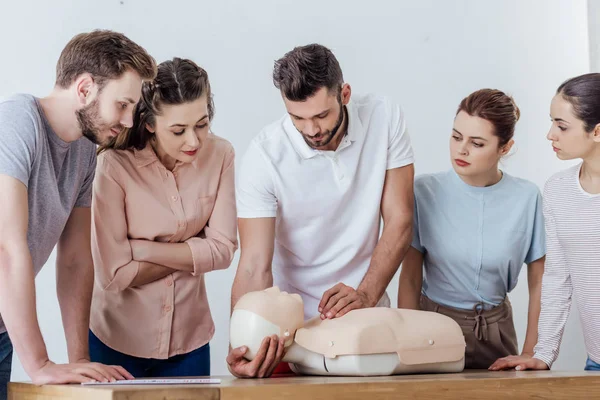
[
  {"xmin": 319, "ymin": 284, "xmax": 343, "ymax": 314},
  {"xmin": 266, "ymin": 337, "xmax": 287, "ymax": 377},
  {"xmin": 515, "ymin": 364, "xmax": 528, "ymax": 371},
  {"xmin": 240, "ymin": 337, "xmax": 271, "ymax": 377},
  {"xmin": 321, "ymin": 292, "xmax": 346, "ymax": 319},
  {"xmin": 111, "ymin": 365, "xmax": 134, "ymax": 380},
  {"xmin": 74, "ymin": 366, "xmax": 108, "ymax": 383},
  {"xmin": 257, "ymin": 336, "xmax": 279, "ymax": 378},
  {"xmin": 226, "ymin": 346, "xmax": 249, "ymax": 365},
  {"xmin": 53, "ymin": 373, "xmax": 94, "ymax": 385},
  {"xmin": 488, "ymin": 356, "xmax": 532, "ymax": 371},
  {"xmin": 333, "ymin": 299, "xmax": 359, "ymax": 318},
  {"xmin": 88, "ymin": 363, "xmax": 123, "ymax": 382}
]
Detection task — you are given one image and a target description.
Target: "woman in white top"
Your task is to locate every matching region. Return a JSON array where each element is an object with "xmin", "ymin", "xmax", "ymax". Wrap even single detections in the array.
[{"xmin": 490, "ymin": 73, "xmax": 600, "ymax": 371}]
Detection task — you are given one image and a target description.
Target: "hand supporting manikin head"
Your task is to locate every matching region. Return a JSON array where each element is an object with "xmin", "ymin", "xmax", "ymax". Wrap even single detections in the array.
[{"xmin": 230, "ymin": 286, "xmax": 304, "ymax": 359}]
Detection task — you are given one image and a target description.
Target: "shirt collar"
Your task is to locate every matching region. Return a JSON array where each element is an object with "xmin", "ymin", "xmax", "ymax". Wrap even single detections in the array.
[
  {"xmin": 284, "ymin": 98, "xmax": 364, "ymax": 160},
  {"xmin": 134, "ymin": 142, "xmax": 190, "ymax": 170}
]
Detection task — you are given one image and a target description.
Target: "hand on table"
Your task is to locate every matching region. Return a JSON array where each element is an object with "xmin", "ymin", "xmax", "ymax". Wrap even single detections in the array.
[
  {"xmin": 30, "ymin": 360, "xmax": 134, "ymax": 385},
  {"xmin": 488, "ymin": 354, "xmax": 549, "ymax": 371}
]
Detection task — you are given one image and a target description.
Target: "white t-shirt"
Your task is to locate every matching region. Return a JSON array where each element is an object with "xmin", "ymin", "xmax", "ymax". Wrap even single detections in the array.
[{"xmin": 236, "ymin": 93, "xmax": 414, "ymax": 318}]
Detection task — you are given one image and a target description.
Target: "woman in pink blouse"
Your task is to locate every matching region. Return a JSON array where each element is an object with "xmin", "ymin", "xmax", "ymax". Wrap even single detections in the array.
[{"xmin": 88, "ymin": 58, "xmax": 237, "ymax": 377}]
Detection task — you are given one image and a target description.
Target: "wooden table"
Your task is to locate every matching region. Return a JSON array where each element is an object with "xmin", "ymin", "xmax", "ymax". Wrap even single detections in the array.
[{"xmin": 8, "ymin": 370, "xmax": 600, "ymax": 399}]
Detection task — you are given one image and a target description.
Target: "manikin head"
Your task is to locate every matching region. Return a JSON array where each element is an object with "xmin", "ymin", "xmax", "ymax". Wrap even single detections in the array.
[{"xmin": 230, "ymin": 287, "xmax": 304, "ymax": 359}]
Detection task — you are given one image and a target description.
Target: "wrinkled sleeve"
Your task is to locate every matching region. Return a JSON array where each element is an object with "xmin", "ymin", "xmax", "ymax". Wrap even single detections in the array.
[
  {"xmin": 186, "ymin": 145, "xmax": 238, "ymax": 275},
  {"xmin": 91, "ymin": 154, "xmax": 140, "ymax": 291}
]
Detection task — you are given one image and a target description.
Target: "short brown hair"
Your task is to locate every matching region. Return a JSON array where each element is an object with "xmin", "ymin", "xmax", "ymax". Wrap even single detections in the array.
[
  {"xmin": 55, "ymin": 30, "xmax": 157, "ymax": 89},
  {"xmin": 272, "ymin": 44, "xmax": 343, "ymax": 101},
  {"xmin": 456, "ymin": 89, "xmax": 520, "ymax": 146}
]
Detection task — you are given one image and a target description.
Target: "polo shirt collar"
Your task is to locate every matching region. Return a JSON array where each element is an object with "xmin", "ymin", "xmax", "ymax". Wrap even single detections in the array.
[{"xmin": 284, "ymin": 98, "xmax": 364, "ymax": 160}]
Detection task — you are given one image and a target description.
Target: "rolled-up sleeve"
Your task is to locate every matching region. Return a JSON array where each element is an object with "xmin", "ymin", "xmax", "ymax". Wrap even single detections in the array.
[
  {"xmin": 186, "ymin": 146, "xmax": 238, "ymax": 275},
  {"xmin": 91, "ymin": 154, "xmax": 140, "ymax": 291}
]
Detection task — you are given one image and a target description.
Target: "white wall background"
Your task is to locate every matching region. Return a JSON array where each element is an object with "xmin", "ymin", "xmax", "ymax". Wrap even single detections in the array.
[
  {"xmin": 0, "ymin": 0, "xmax": 591, "ymax": 380},
  {"xmin": 590, "ymin": 0, "xmax": 600, "ymax": 71}
]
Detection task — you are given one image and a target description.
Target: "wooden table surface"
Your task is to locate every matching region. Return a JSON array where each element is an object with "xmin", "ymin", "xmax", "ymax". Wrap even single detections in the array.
[{"xmin": 8, "ymin": 370, "xmax": 600, "ymax": 400}]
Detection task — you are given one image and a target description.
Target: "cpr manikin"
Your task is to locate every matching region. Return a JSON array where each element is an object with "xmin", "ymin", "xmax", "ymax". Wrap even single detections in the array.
[{"xmin": 230, "ymin": 287, "xmax": 466, "ymax": 376}]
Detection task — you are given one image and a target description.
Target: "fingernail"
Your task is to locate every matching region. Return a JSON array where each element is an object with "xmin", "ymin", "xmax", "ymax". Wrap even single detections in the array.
[
  {"xmin": 516, "ymin": 366, "xmax": 521, "ymax": 371},
  {"xmin": 318, "ymin": 307, "xmax": 322, "ymax": 312},
  {"xmin": 326, "ymin": 312, "xmax": 332, "ymax": 318}
]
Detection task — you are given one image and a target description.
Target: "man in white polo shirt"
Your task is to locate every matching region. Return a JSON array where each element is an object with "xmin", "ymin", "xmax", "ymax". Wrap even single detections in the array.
[{"xmin": 227, "ymin": 44, "xmax": 415, "ymax": 378}]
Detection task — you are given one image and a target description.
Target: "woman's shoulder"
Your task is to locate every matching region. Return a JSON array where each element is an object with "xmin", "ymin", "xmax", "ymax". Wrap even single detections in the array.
[
  {"xmin": 205, "ymin": 132, "xmax": 235, "ymax": 157},
  {"xmin": 414, "ymin": 171, "xmax": 450, "ymax": 197}
]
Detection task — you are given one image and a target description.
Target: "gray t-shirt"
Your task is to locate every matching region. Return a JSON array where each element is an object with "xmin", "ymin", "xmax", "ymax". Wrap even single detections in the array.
[{"xmin": 0, "ymin": 94, "xmax": 97, "ymax": 333}]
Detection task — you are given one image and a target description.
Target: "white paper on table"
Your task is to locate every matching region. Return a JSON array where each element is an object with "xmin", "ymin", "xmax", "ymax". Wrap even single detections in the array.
[{"xmin": 81, "ymin": 378, "xmax": 221, "ymax": 385}]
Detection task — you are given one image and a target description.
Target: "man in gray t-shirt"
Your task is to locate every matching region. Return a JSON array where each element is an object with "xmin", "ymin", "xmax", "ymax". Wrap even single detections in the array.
[{"xmin": 0, "ymin": 30, "xmax": 155, "ymax": 396}]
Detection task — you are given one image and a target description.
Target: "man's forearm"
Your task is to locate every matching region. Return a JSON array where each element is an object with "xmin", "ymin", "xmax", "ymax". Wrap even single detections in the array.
[
  {"xmin": 358, "ymin": 219, "xmax": 412, "ymax": 306},
  {"xmin": 0, "ymin": 241, "xmax": 49, "ymax": 376},
  {"xmin": 57, "ymin": 260, "xmax": 93, "ymax": 362},
  {"xmin": 231, "ymin": 258, "xmax": 273, "ymax": 313}
]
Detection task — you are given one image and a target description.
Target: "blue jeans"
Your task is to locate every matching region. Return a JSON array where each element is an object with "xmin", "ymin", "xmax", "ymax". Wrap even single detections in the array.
[
  {"xmin": 0, "ymin": 332, "xmax": 13, "ymax": 400},
  {"xmin": 89, "ymin": 331, "xmax": 210, "ymax": 378},
  {"xmin": 585, "ymin": 357, "xmax": 600, "ymax": 371}
]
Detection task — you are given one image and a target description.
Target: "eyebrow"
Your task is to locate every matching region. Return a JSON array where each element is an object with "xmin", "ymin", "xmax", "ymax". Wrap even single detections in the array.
[
  {"xmin": 551, "ymin": 115, "xmax": 570, "ymax": 124},
  {"xmin": 168, "ymin": 115, "xmax": 209, "ymax": 128},
  {"xmin": 289, "ymin": 108, "xmax": 330, "ymax": 120},
  {"xmin": 123, "ymin": 98, "xmax": 136, "ymax": 104},
  {"xmin": 452, "ymin": 128, "xmax": 488, "ymax": 141}
]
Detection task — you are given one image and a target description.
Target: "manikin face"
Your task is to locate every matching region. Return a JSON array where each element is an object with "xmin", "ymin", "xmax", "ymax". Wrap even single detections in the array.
[
  {"xmin": 146, "ymin": 96, "xmax": 210, "ymax": 167},
  {"xmin": 547, "ymin": 94, "xmax": 599, "ymax": 160},
  {"xmin": 283, "ymin": 85, "xmax": 351, "ymax": 151},
  {"xmin": 263, "ymin": 287, "xmax": 303, "ymax": 306},
  {"xmin": 77, "ymin": 70, "xmax": 144, "ymax": 145},
  {"xmin": 449, "ymin": 111, "xmax": 512, "ymax": 180}
]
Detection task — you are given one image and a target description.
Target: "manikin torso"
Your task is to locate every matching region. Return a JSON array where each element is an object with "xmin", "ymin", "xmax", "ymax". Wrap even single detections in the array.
[{"xmin": 231, "ymin": 287, "xmax": 466, "ymax": 376}]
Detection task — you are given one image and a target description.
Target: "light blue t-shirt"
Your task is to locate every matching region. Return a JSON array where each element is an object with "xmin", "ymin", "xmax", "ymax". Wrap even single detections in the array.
[{"xmin": 412, "ymin": 169, "xmax": 546, "ymax": 310}]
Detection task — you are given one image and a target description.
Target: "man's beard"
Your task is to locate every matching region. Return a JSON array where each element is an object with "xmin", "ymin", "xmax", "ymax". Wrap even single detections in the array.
[
  {"xmin": 76, "ymin": 99, "xmax": 124, "ymax": 145},
  {"xmin": 301, "ymin": 98, "xmax": 346, "ymax": 149},
  {"xmin": 76, "ymin": 98, "xmax": 103, "ymax": 145}
]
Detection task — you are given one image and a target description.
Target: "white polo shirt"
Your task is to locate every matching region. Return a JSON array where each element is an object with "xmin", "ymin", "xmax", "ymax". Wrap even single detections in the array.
[{"xmin": 236, "ymin": 93, "xmax": 414, "ymax": 319}]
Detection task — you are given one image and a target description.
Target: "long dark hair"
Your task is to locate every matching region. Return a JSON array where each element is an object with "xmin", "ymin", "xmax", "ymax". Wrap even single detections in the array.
[
  {"xmin": 98, "ymin": 57, "xmax": 214, "ymax": 153},
  {"xmin": 556, "ymin": 73, "xmax": 600, "ymax": 133}
]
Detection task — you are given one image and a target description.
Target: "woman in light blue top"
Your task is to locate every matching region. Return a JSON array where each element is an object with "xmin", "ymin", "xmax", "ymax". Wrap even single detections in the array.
[{"xmin": 398, "ymin": 89, "xmax": 546, "ymax": 369}]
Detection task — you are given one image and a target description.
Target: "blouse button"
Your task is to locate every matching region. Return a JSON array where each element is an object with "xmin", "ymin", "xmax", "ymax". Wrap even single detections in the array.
[
  {"xmin": 164, "ymin": 306, "xmax": 172, "ymax": 312},
  {"xmin": 172, "ymin": 195, "xmax": 178, "ymax": 202}
]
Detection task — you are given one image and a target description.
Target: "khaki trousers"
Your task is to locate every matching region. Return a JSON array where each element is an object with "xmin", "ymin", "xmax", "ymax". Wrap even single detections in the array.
[{"xmin": 420, "ymin": 295, "xmax": 518, "ymax": 369}]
